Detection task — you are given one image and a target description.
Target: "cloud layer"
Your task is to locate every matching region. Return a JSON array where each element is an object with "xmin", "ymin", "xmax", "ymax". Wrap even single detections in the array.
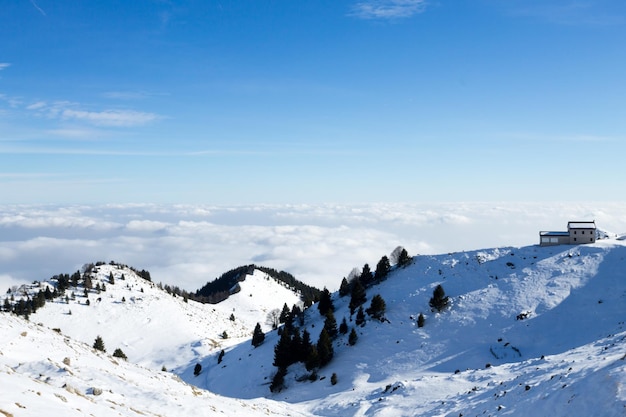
[{"xmin": 1, "ymin": 203, "xmax": 625, "ymax": 293}]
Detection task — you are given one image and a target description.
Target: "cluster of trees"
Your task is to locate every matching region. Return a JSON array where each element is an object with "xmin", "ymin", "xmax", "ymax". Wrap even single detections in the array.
[
  {"xmin": 194, "ymin": 265, "xmax": 321, "ymax": 307},
  {"xmin": 93, "ymin": 335, "xmax": 127, "ymax": 360}
]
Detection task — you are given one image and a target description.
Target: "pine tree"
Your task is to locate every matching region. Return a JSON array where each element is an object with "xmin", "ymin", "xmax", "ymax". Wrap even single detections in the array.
[
  {"xmin": 374, "ymin": 256, "xmax": 391, "ymax": 282},
  {"xmin": 109, "ymin": 272, "xmax": 115, "ymax": 285},
  {"xmin": 331, "ymin": 373, "xmax": 338, "ymax": 385},
  {"xmin": 112, "ymin": 348, "xmax": 127, "ymax": 360},
  {"xmin": 324, "ymin": 310, "xmax": 338, "ymax": 339},
  {"xmin": 348, "ymin": 328, "xmax": 358, "ymax": 345},
  {"xmin": 252, "ymin": 322, "xmax": 265, "ymax": 347},
  {"xmin": 305, "ymin": 345, "xmax": 320, "ymax": 371},
  {"xmin": 317, "ymin": 288, "xmax": 333, "ymax": 316},
  {"xmin": 339, "ymin": 317, "xmax": 348, "ymax": 335},
  {"xmin": 359, "ymin": 264, "xmax": 373, "ymax": 288},
  {"xmin": 366, "ymin": 294, "xmax": 386, "ymax": 321},
  {"xmin": 398, "ymin": 248, "xmax": 411, "ymax": 267},
  {"xmin": 194, "ymin": 363, "xmax": 202, "ymax": 376},
  {"xmin": 355, "ymin": 306, "xmax": 366, "ymax": 327},
  {"xmin": 417, "ymin": 313, "xmax": 425, "ymax": 328},
  {"xmin": 349, "ymin": 279, "xmax": 366, "ymax": 314},
  {"xmin": 316, "ymin": 328, "xmax": 334, "ymax": 367},
  {"xmin": 429, "ymin": 284, "xmax": 449, "ymax": 312},
  {"xmin": 93, "ymin": 335, "xmax": 106, "ymax": 352},
  {"xmin": 301, "ymin": 329, "xmax": 314, "ymax": 364},
  {"xmin": 339, "ymin": 277, "xmax": 350, "ymax": 298},
  {"xmin": 218, "ymin": 349, "xmax": 225, "ymax": 364},
  {"xmin": 273, "ymin": 328, "xmax": 294, "ymax": 369},
  {"xmin": 279, "ymin": 303, "xmax": 291, "ymax": 324},
  {"xmin": 270, "ymin": 367, "xmax": 287, "ymax": 392}
]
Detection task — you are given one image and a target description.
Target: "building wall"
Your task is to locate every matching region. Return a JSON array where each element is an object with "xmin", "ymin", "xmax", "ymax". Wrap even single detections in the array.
[{"xmin": 568, "ymin": 228, "xmax": 596, "ymax": 244}]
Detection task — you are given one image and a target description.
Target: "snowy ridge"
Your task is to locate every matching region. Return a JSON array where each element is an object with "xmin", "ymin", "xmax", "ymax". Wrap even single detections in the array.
[
  {"xmin": 191, "ymin": 239, "xmax": 626, "ymax": 416},
  {"xmin": 2, "ymin": 239, "xmax": 625, "ymax": 417},
  {"xmin": 0, "ymin": 313, "xmax": 309, "ymax": 417},
  {"xmin": 9, "ymin": 264, "xmax": 301, "ymax": 372}
]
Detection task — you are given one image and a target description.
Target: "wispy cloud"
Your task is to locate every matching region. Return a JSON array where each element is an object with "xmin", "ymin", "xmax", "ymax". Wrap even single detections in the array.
[
  {"xmin": 21, "ymin": 99, "xmax": 161, "ymax": 127},
  {"xmin": 29, "ymin": 0, "xmax": 46, "ymax": 16},
  {"xmin": 350, "ymin": 0, "xmax": 428, "ymax": 20},
  {"xmin": 0, "ymin": 63, "xmax": 10, "ymax": 71},
  {"xmin": 61, "ymin": 109, "xmax": 160, "ymax": 127}
]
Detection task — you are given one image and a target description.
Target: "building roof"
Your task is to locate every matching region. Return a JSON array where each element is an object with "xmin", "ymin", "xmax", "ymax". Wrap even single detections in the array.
[
  {"xmin": 568, "ymin": 221, "xmax": 596, "ymax": 229},
  {"xmin": 540, "ymin": 231, "xmax": 570, "ymax": 236}
]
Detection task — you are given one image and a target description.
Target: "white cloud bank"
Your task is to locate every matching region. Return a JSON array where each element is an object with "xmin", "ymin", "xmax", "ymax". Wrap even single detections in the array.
[{"xmin": 1, "ymin": 203, "xmax": 625, "ymax": 293}]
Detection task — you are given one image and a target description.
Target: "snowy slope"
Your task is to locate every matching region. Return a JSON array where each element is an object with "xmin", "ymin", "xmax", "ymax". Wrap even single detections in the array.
[
  {"xmin": 0, "ymin": 313, "xmax": 311, "ymax": 417},
  {"xmin": 191, "ymin": 239, "xmax": 626, "ymax": 416},
  {"xmin": 18, "ymin": 264, "xmax": 300, "ymax": 372}
]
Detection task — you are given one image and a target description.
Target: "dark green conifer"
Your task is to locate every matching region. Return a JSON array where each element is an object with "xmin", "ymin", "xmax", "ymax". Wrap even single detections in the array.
[
  {"xmin": 348, "ymin": 328, "xmax": 358, "ymax": 345},
  {"xmin": 316, "ymin": 328, "xmax": 334, "ymax": 367},
  {"xmin": 252, "ymin": 322, "xmax": 265, "ymax": 347}
]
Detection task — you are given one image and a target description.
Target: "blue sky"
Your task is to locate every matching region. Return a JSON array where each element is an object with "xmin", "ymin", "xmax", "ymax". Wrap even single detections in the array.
[{"xmin": 1, "ymin": 0, "xmax": 625, "ymax": 204}]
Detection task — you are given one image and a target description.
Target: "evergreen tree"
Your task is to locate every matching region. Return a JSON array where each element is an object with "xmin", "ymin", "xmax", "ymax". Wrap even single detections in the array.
[
  {"xmin": 366, "ymin": 294, "xmax": 387, "ymax": 321},
  {"xmin": 317, "ymin": 288, "xmax": 333, "ymax": 316},
  {"xmin": 229, "ymin": 313, "xmax": 236, "ymax": 321},
  {"xmin": 417, "ymin": 313, "xmax": 425, "ymax": 328},
  {"xmin": 429, "ymin": 284, "xmax": 449, "ymax": 312},
  {"xmin": 316, "ymin": 328, "xmax": 334, "ymax": 367},
  {"xmin": 290, "ymin": 328, "xmax": 302, "ymax": 361},
  {"xmin": 93, "ymin": 335, "xmax": 106, "ymax": 352},
  {"xmin": 109, "ymin": 272, "xmax": 115, "ymax": 285},
  {"xmin": 112, "ymin": 348, "xmax": 127, "ymax": 360},
  {"xmin": 305, "ymin": 345, "xmax": 320, "ymax": 371},
  {"xmin": 359, "ymin": 264, "xmax": 373, "ymax": 288},
  {"xmin": 339, "ymin": 317, "xmax": 348, "ymax": 335},
  {"xmin": 301, "ymin": 329, "xmax": 314, "ymax": 364},
  {"xmin": 273, "ymin": 328, "xmax": 294, "ymax": 369},
  {"xmin": 218, "ymin": 349, "xmax": 225, "ymax": 364},
  {"xmin": 348, "ymin": 328, "xmax": 358, "ymax": 345},
  {"xmin": 349, "ymin": 279, "xmax": 367, "ymax": 314},
  {"xmin": 339, "ymin": 277, "xmax": 350, "ymax": 298},
  {"xmin": 331, "ymin": 373, "xmax": 338, "ymax": 385},
  {"xmin": 374, "ymin": 256, "xmax": 391, "ymax": 282},
  {"xmin": 194, "ymin": 363, "xmax": 202, "ymax": 376},
  {"xmin": 279, "ymin": 303, "xmax": 291, "ymax": 324},
  {"xmin": 251, "ymin": 322, "xmax": 265, "ymax": 347},
  {"xmin": 398, "ymin": 248, "xmax": 412, "ymax": 267},
  {"xmin": 355, "ymin": 306, "xmax": 366, "ymax": 327},
  {"xmin": 323, "ymin": 310, "xmax": 338, "ymax": 339},
  {"xmin": 270, "ymin": 367, "xmax": 287, "ymax": 392}
]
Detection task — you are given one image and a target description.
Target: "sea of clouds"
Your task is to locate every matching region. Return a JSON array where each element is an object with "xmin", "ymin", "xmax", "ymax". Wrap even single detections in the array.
[{"xmin": 1, "ymin": 202, "xmax": 625, "ymax": 292}]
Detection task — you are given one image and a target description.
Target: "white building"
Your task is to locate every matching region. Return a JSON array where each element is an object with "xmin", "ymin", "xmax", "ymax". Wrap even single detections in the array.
[{"xmin": 539, "ymin": 221, "xmax": 596, "ymax": 246}]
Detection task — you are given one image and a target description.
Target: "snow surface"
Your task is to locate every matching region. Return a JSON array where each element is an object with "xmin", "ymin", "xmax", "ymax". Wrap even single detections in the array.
[
  {"xmin": 2, "ymin": 238, "xmax": 625, "ymax": 417},
  {"xmin": 191, "ymin": 239, "xmax": 626, "ymax": 416}
]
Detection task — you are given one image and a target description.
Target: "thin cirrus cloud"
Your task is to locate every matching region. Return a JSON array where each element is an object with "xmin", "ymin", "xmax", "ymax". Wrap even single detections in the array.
[
  {"xmin": 61, "ymin": 109, "xmax": 160, "ymax": 127},
  {"xmin": 350, "ymin": 0, "xmax": 428, "ymax": 19},
  {"xmin": 0, "ymin": 63, "xmax": 10, "ymax": 71},
  {"xmin": 20, "ymin": 99, "xmax": 160, "ymax": 128}
]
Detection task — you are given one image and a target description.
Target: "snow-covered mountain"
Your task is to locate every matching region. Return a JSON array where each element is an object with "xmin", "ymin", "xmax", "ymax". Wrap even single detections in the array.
[
  {"xmin": 0, "ymin": 313, "xmax": 309, "ymax": 417},
  {"xmin": 2, "ymin": 238, "xmax": 625, "ymax": 417},
  {"xmin": 189, "ymin": 238, "xmax": 626, "ymax": 416},
  {"xmin": 5, "ymin": 264, "xmax": 302, "ymax": 371}
]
